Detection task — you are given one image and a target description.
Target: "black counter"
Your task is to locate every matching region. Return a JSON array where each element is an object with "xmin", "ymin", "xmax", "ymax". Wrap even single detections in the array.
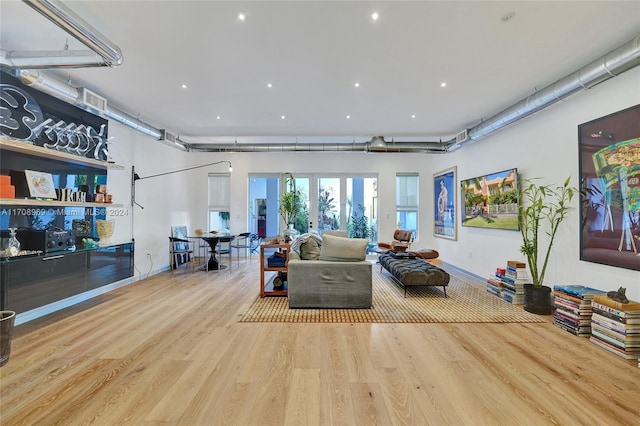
[{"xmin": 0, "ymin": 242, "xmax": 134, "ymax": 314}]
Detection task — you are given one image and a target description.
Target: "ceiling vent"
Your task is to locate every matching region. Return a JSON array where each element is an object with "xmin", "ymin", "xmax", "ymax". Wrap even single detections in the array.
[
  {"xmin": 455, "ymin": 129, "xmax": 469, "ymax": 144},
  {"xmin": 160, "ymin": 129, "xmax": 178, "ymax": 143},
  {"xmin": 79, "ymin": 87, "xmax": 107, "ymax": 113}
]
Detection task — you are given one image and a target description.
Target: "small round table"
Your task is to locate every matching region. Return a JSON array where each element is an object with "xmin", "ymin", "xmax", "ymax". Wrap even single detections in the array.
[{"xmin": 201, "ymin": 235, "xmax": 235, "ymax": 271}]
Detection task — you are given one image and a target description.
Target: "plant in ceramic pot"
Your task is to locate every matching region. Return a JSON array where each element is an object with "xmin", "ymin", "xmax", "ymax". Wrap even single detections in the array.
[
  {"xmin": 519, "ymin": 176, "xmax": 577, "ymax": 314},
  {"xmin": 279, "ymin": 173, "xmax": 304, "ymax": 241}
]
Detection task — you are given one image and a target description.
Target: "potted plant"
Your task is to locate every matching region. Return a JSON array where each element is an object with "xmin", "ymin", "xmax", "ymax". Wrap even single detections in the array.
[
  {"xmin": 519, "ymin": 176, "xmax": 577, "ymax": 314},
  {"xmin": 279, "ymin": 173, "xmax": 304, "ymax": 241},
  {"xmin": 348, "ymin": 203, "xmax": 370, "ymax": 239}
]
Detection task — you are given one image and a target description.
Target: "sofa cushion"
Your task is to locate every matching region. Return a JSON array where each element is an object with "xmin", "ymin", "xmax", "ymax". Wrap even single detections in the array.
[
  {"xmin": 323, "ymin": 230, "xmax": 348, "ymax": 238},
  {"xmin": 319, "ymin": 234, "xmax": 368, "ymax": 262},
  {"xmin": 300, "ymin": 238, "xmax": 321, "ymax": 260}
]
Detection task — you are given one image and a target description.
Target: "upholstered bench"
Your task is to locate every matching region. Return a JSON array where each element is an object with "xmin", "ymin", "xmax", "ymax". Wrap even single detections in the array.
[{"xmin": 378, "ymin": 253, "xmax": 450, "ymax": 297}]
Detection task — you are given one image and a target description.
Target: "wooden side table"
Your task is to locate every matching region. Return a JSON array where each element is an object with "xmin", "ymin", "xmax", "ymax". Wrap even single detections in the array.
[{"xmin": 260, "ymin": 242, "xmax": 290, "ymax": 297}]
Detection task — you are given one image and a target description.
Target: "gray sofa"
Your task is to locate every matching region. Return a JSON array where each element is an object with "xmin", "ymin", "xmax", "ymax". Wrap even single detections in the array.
[{"xmin": 287, "ymin": 233, "xmax": 372, "ymax": 309}]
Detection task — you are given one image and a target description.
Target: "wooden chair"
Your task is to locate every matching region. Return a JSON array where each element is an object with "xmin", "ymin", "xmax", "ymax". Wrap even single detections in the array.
[{"xmin": 169, "ymin": 237, "xmax": 195, "ymax": 273}]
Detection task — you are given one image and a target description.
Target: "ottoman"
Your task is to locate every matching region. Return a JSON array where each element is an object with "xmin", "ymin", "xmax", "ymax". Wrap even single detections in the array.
[
  {"xmin": 379, "ymin": 253, "xmax": 450, "ymax": 297},
  {"xmin": 408, "ymin": 248, "xmax": 440, "ymax": 260}
]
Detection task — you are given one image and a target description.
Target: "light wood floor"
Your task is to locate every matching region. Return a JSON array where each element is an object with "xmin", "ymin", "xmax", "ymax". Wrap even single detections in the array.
[{"xmin": 1, "ymin": 258, "xmax": 638, "ymax": 425}]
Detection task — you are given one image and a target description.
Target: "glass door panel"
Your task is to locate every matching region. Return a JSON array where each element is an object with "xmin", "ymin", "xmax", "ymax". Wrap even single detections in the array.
[
  {"xmin": 317, "ymin": 177, "xmax": 341, "ymax": 233},
  {"xmin": 347, "ymin": 177, "xmax": 377, "ymax": 244},
  {"xmin": 291, "ymin": 177, "xmax": 310, "ymax": 235}
]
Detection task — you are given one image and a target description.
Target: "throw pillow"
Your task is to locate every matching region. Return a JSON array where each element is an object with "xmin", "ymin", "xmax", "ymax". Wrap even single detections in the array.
[
  {"xmin": 300, "ymin": 238, "xmax": 321, "ymax": 260},
  {"xmin": 319, "ymin": 234, "xmax": 368, "ymax": 262}
]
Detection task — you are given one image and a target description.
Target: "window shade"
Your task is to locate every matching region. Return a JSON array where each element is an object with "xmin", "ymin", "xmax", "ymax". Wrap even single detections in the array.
[{"xmin": 208, "ymin": 173, "xmax": 230, "ymax": 210}]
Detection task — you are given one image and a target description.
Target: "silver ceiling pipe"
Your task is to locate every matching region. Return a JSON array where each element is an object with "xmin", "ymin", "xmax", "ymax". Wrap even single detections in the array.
[
  {"xmin": 0, "ymin": 49, "xmax": 107, "ymax": 69},
  {"xmin": 13, "ymin": 68, "xmax": 163, "ymax": 140},
  {"xmin": 449, "ymin": 33, "xmax": 640, "ymax": 151},
  {"xmin": 12, "ymin": 68, "xmax": 79, "ymax": 102},
  {"xmin": 20, "ymin": 0, "xmax": 123, "ymax": 68},
  {"xmin": 187, "ymin": 138, "xmax": 447, "ymax": 153},
  {"xmin": 103, "ymin": 105, "xmax": 163, "ymax": 140}
]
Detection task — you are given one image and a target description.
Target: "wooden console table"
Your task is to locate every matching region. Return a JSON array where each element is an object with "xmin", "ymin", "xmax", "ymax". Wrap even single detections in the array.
[{"xmin": 259, "ymin": 242, "xmax": 290, "ymax": 297}]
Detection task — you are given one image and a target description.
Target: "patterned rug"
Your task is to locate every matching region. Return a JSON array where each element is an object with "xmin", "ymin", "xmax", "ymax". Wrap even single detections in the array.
[{"xmin": 239, "ymin": 268, "xmax": 545, "ymax": 323}]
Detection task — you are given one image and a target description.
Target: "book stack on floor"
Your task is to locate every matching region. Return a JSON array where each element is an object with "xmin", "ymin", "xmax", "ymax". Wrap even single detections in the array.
[
  {"xmin": 590, "ymin": 294, "xmax": 640, "ymax": 360},
  {"xmin": 553, "ymin": 285, "xmax": 605, "ymax": 337},
  {"xmin": 486, "ymin": 260, "xmax": 528, "ymax": 304}
]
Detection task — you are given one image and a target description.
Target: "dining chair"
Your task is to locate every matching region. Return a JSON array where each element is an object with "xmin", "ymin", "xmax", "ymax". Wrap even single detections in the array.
[{"xmin": 230, "ymin": 232, "xmax": 261, "ymax": 265}]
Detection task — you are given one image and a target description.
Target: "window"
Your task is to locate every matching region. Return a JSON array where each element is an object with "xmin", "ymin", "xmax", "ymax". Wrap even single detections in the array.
[
  {"xmin": 208, "ymin": 173, "xmax": 230, "ymax": 231},
  {"xmin": 396, "ymin": 173, "xmax": 418, "ymax": 238}
]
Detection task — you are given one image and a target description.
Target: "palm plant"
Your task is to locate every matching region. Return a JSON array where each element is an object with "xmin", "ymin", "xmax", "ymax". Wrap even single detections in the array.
[
  {"xmin": 279, "ymin": 173, "xmax": 304, "ymax": 227},
  {"xmin": 519, "ymin": 176, "xmax": 577, "ymax": 287},
  {"xmin": 348, "ymin": 204, "xmax": 370, "ymax": 239}
]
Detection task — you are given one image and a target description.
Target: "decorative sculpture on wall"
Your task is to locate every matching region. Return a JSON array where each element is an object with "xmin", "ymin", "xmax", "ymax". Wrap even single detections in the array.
[{"xmin": 0, "ymin": 82, "xmax": 110, "ymax": 161}]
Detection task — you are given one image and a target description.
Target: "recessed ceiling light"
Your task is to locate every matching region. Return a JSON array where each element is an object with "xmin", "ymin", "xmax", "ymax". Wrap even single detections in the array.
[
  {"xmin": 501, "ymin": 12, "xmax": 515, "ymax": 23},
  {"xmin": 216, "ymin": 116, "xmax": 221, "ymax": 120},
  {"xmin": 411, "ymin": 114, "xmax": 416, "ymax": 119},
  {"xmin": 371, "ymin": 12, "xmax": 379, "ymax": 21},
  {"xmin": 440, "ymin": 82, "xmax": 447, "ymax": 88},
  {"xmin": 238, "ymin": 13, "xmax": 246, "ymax": 21},
  {"xmin": 346, "ymin": 115, "xmax": 351, "ymax": 119},
  {"xmin": 267, "ymin": 83, "xmax": 273, "ymax": 88},
  {"xmin": 354, "ymin": 82, "xmax": 360, "ymax": 88},
  {"xmin": 281, "ymin": 115, "xmax": 286, "ymax": 120},
  {"xmin": 181, "ymin": 84, "xmax": 188, "ymax": 89}
]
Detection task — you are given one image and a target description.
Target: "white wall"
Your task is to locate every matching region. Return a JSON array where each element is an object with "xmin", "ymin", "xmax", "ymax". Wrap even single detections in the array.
[
  {"xmin": 107, "ymin": 66, "xmax": 639, "ymax": 299},
  {"xmin": 429, "ymin": 66, "xmax": 640, "ymax": 300}
]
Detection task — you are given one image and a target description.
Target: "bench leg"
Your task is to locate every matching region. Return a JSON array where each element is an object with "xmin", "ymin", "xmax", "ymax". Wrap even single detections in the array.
[{"xmin": 442, "ymin": 286, "xmax": 447, "ymax": 298}]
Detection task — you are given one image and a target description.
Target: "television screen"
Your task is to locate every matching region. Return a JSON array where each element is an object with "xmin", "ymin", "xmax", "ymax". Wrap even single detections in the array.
[{"xmin": 460, "ymin": 168, "xmax": 519, "ymax": 230}]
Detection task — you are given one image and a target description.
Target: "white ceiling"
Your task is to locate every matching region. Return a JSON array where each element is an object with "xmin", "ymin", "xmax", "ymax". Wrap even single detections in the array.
[{"xmin": 1, "ymin": 1, "xmax": 639, "ymax": 145}]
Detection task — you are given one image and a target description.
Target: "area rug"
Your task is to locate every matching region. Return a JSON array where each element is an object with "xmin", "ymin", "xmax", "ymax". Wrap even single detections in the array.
[{"xmin": 238, "ymin": 268, "xmax": 545, "ymax": 324}]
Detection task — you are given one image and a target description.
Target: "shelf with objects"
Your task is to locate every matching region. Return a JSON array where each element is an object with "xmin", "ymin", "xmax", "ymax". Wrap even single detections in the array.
[
  {"xmin": 0, "ymin": 70, "xmax": 133, "ymax": 323},
  {"xmin": 260, "ymin": 241, "xmax": 290, "ymax": 297}
]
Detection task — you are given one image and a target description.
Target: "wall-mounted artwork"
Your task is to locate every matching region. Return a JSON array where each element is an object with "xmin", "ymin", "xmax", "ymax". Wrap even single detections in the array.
[
  {"xmin": 460, "ymin": 168, "xmax": 519, "ymax": 230},
  {"xmin": 579, "ymin": 104, "xmax": 640, "ymax": 271},
  {"xmin": 433, "ymin": 166, "xmax": 457, "ymax": 240}
]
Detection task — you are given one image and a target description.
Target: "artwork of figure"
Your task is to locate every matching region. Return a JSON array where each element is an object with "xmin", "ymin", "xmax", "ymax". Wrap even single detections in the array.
[{"xmin": 593, "ymin": 137, "xmax": 640, "ymax": 254}]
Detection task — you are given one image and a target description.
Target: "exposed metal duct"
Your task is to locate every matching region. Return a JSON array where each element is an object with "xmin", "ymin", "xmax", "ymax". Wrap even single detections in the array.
[
  {"xmin": 12, "ymin": 68, "xmax": 163, "ymax": 140},
  {"xmin": 14, "ymin": 0, "xmax": 123, "ymax": 68},
  {"xmin": 187, "ymin": 137, "xmax": 448, "ymax": 154},
  {"xmin": 448, "ymin": 33, "xmax": 640, "ymax": 151},
  {"xmin": 4, "ymin": 0, "xmax": 639, "ymax": 152}
]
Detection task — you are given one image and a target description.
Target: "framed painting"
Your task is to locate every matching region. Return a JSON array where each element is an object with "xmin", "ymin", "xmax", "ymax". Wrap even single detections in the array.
[
  {"xmin": 24, "ymin": 170, "xmax": 57, "ymax": 199},
  {"xmin": 433, "ymin": 166, "xmax": 457, "ymax": 240},
  {"xmin": 579, "ymin": 104, "xmax": 640, "ymax": 271},
  {"xmin": 460, "ymin": 168, "xmax": 519, "ymax": 231}
]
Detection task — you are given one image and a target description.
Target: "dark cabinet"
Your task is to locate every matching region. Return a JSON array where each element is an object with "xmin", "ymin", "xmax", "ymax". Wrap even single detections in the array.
[
  {"xmin": 0, "ymin": 242, "xmax": 134, "ymax": 314},
  {"xmin": 87, "ymin": 244, "xmax": 134, "ymax": 290},
  {"xmin": 4, "ymin": 251, "xmax": 86, "ymax": 313}
]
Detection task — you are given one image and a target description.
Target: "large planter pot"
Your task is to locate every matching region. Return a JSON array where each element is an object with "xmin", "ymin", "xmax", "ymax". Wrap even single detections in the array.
[
  {"xmin": 523, "ymin": 284, "xmax": 553, "ymax": 315},
  {"xmin": 1, "ymin": 310, "xmax": 16, "ymax": 367}
]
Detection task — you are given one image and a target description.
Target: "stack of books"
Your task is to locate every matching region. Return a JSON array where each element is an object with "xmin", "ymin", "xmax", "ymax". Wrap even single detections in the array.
[
  {"xmin": 590, "ymin": 294, "xmax": 640, "ymax": 359},
  {"xmin": 486, "ymin": 260, "xmax": 528, "ymax": 304},
  {"xmin": 553, "ymin": 285, "xmax": 605, "ymax": 337}
]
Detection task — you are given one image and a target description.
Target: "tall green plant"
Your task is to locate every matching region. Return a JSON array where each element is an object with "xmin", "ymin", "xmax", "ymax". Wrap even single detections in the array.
[
  {"xmin": 519, "ymin": 176, "xmax": 577, "ymax": 287},
  {"xmin": 279, "ymin": 172, "xmax": 304, "ymax": 226},
  {"xmin": 348, "ymin": 204, "xmax": 370, "ymax": 239}
]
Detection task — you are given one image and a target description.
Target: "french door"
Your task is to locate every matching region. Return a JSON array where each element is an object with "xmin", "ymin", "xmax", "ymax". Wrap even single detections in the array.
[
  {"xmin": 248, "ymin": 173, "xmax": 377, "ymax": 242},
  {"xmin": 297, "ymin": 174, "xmax": 377, "ymax": 242}
]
